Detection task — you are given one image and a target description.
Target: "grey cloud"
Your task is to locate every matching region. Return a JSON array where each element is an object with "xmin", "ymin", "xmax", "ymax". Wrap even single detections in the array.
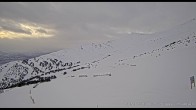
[
  {"xmin": 1, "ymin": 25, "xmax": 31, "ymax": 35},
  {"xmin": 1, "ymin": 2, "xmax": 196, "ymax": 32},
  {"xmin": 36, "ymin": 29, "xmax": 48, "ymax": 34}
]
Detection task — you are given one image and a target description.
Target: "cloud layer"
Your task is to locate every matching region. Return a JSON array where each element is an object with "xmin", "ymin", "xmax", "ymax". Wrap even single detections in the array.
[
  {"xmin": 0, "ymin": 18, "xmax": 56, "ymax": 39},
  {"xmin": 0, "ymin": 2, "xmax": 196, "ymax": 52}
]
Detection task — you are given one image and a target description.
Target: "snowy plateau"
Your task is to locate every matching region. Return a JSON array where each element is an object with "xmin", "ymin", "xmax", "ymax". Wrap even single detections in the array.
[{"xmin": 1, "ymin": 19, "xmax": 196, "ymax": 108}]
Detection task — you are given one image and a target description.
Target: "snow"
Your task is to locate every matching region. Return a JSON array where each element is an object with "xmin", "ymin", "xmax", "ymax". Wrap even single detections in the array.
[{"xmin": 1, "ymin": 19, "xmax": 196, "ymax": 108}]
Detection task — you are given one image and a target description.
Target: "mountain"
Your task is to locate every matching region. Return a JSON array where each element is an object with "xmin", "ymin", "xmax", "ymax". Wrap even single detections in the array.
[
  {"xmin": 0, "ymin": 51, "xmax": 51, "ymax": 66},
  {"xmin": 1, "ymin": 19, "xmax": 196, "ymax": 107}
]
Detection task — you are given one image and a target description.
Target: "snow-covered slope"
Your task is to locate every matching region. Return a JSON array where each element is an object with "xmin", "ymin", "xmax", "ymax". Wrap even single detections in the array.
[{"xmin": 1, "ymin": 19, "xmax": 196, "ymax": 108}]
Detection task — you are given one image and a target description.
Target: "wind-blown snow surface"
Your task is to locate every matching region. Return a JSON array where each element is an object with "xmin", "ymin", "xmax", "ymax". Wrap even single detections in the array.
[{"xmin": 1, "ymin": 19, "xmax": 196, "ymax": 108}]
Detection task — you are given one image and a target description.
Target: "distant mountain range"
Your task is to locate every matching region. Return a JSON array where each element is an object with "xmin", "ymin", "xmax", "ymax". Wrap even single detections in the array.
[{"xmin": 0, "ymin": 51, "xmax": 51, "ymax": 66}]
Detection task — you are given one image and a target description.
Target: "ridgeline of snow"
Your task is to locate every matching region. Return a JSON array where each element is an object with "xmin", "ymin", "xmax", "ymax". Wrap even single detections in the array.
[{"xmin": 1, "ymin": 19, "xmax": 196, "ymax": 108}]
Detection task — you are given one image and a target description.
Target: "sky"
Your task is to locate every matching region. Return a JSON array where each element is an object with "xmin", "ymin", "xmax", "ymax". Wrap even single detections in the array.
[{"xmin": 0, "ymin": 2, "xmax": 196, "ymax": 53}]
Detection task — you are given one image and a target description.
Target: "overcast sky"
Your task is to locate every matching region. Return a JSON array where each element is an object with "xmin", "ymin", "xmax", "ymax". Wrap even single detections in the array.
[{"xmin": 0, "ymin": 2, "xmax": 196, "ymax": 53}]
